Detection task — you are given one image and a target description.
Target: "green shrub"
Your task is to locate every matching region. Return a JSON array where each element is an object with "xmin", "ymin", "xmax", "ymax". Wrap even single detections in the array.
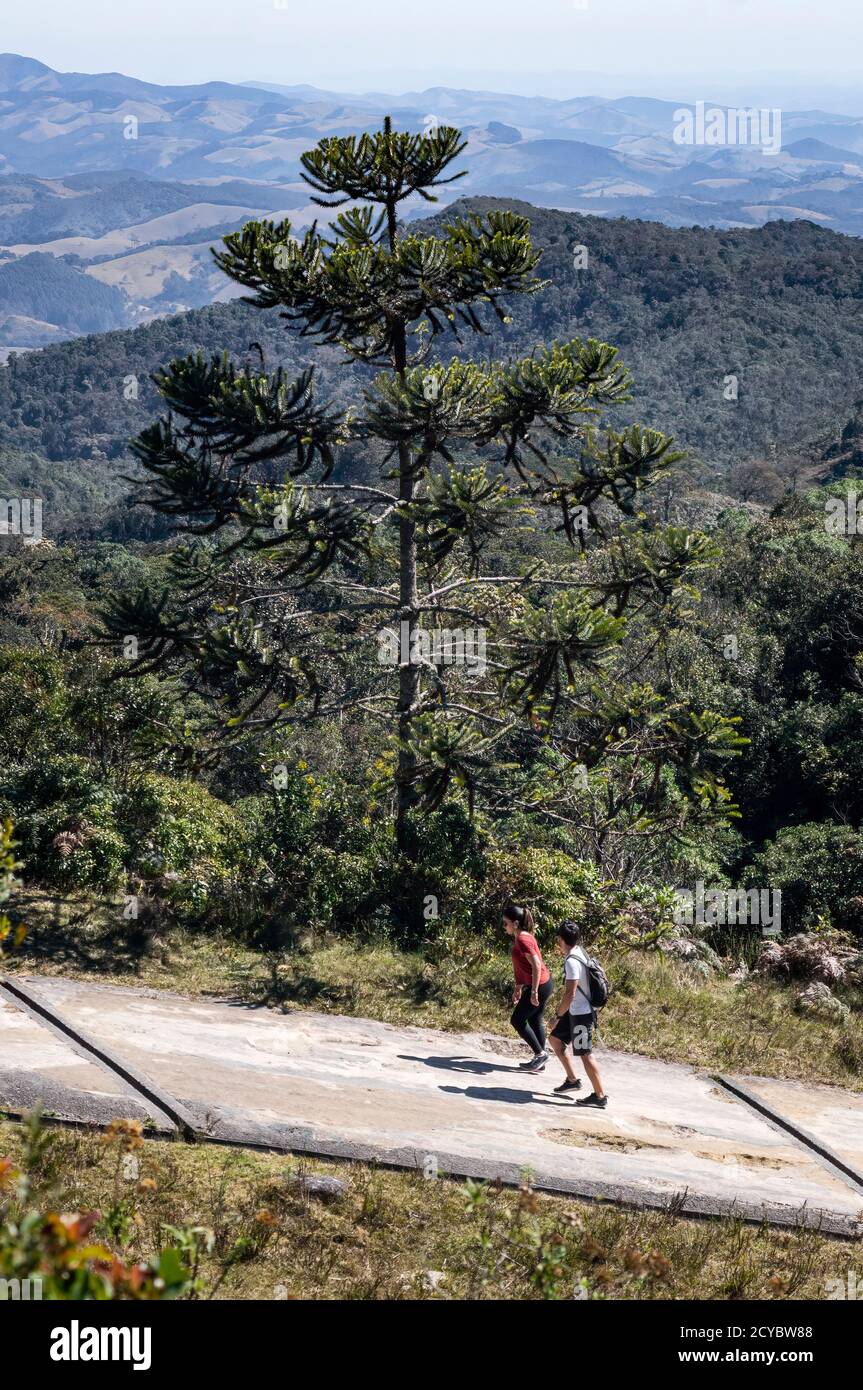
[
  {"xmin": 0, "ymin": 1116, "xmax": 195, "ymax": 1300},
  {"xmin": 236, "ymin": 787, "xmax": 487, "ymax": 943},
  {"xmin": 0, "ymin": 755, "xmax": 125, "ymax": 890},
  {"xmin": 747, "ymin": 822, "xmax": 863, "ymax": 935},
  {"xmin": 482, "ymin": 846, "xmax": 676, "ymax": 949},
  {"xmin": 120, "ymin": 773, "xmax": 252, "ymax": 923},
  {"xmin": 483, "ymin": 846, "xmax": 604, "ymax": 938},
  {"xmin": 0, "ymin": 818, "xmax": 22, "ymax": 958},
  {"xmin": 0, "ymin": 758, "xmax": 253, "ymax": 914},
  {"xmin": 0, "ymin": 647, "xmax": 71, "ymax": 757}
]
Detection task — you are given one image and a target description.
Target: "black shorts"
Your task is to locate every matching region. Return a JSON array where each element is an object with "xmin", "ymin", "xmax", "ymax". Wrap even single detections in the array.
[{"xmin": 551, "ymin": 1011, "xmax": 595, "ymax": 1054}]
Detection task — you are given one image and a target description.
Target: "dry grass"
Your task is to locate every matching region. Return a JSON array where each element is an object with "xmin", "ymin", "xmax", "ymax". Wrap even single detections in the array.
[
  {"xmin": 0, "ymin": 1117, "xmax": 858, "ymax": 1301},
  {"xmin": 604, "ymin": 955, "xmax": 863, "ymax": 1091}
]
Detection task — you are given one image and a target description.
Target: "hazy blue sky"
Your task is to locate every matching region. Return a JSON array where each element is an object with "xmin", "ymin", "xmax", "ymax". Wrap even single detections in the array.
[{"xmin": 5, "ymin": 0, "xmax": 863, "ymax": 98}]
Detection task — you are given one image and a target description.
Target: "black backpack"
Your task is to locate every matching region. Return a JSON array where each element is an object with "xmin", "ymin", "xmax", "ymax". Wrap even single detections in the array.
[{"xmin": 573, "ymin": 947, "xmax": 611, "ymax": 1012}]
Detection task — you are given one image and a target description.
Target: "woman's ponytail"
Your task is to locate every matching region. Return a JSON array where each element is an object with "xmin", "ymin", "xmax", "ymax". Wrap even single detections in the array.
[{"xmin": 503, "ymin": 902, "xmax": 536, "ymax": 933}]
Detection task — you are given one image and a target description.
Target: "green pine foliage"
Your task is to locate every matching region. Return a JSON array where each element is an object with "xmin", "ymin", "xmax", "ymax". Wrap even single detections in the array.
[{"xmin": 94, "ymin": 120, "xmax": 739, "ymax": 878}]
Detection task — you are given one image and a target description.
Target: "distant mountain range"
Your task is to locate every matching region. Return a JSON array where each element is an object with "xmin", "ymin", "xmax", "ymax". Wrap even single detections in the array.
[
  {"xmin": 0, "ymin": 171, "xmax": 311, "ymax": 352},
  {"xmin": 4, "ymin": 53, "xmax": 863, "ymax": 349}
]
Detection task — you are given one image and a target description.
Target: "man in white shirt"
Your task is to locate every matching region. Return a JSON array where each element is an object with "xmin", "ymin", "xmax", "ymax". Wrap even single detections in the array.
[{"xmin": 547, "ymin": 920, "xmax": 608, "ymax": 1108}]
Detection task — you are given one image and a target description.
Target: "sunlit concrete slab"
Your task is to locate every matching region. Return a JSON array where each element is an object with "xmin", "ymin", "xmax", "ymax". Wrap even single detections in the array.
[
  {"xmin": 0, "ymin": 988, "xmax": 171, "ymax": 1129},
  {"xmin": 738, "ymin": 1073, "xmax": 863, "ymax": 1181},
  {"xmin": 2, "ymin": 975, "xmax": 862, "ymax": 1232}
]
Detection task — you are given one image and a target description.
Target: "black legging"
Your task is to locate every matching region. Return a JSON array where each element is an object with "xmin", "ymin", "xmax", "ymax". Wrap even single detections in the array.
[{"xmin": 510, "ymin": 977, "xmax": 553, "ymax": 1055}]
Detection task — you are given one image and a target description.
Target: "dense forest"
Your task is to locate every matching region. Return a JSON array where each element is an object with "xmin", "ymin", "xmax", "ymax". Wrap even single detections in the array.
[
  {"xmin": 0, "ymin": 251, "xmax": 130, "ymax": 339},
  {"xmin": 3, "ymin": 485, "xmax": 863, "ymax": 942},
  {"xmin": 3, "ymin": 203, "xmax": 863, "ymax": 534}
]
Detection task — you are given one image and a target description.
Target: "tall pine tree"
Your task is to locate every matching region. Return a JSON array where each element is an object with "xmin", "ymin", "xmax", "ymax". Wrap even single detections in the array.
[{"xmin": 102, "ymin": 120, "xmax": 739, "ymax": 866}]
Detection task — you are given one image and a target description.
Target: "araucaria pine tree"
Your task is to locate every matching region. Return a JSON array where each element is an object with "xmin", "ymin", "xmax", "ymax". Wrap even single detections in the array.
[{"xmin": 103, "ymin": 120, "xmax": 739, "ymax": 869}]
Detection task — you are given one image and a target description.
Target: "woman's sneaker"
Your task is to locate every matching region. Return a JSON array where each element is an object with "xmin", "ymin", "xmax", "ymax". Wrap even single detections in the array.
[
  {"xmin": 553, "ymin": 1077, "xmax": 582, "ymax": 1094},
  {"xmin": 523, "ymin": 1052, "xmax": 548, "ymax": 1074},
  {"xmin": 574, "ymin": 1092, "xmax": 608, "ymax": 1109}
]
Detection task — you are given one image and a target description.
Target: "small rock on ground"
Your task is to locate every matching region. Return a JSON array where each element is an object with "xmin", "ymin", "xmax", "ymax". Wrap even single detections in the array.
[{"xmin": 286, "ymin": 1173, "xmax": 348, "ymax": 1203}]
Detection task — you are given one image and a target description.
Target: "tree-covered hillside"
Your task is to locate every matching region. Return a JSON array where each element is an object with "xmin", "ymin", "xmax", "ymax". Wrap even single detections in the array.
[
  {"xmin": 2, "ymin": 201, "xmax": 863, "ymax": 534},
  {"xmin": 0, "ymin": 251, "xmax": 130, "ymax": 337}
]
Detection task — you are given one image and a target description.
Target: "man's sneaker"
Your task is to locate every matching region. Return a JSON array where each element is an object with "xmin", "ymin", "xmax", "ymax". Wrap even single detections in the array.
[
  {"xmin": 553, "ymin": 1078, "xmax": 582, "ymax": 1094},
  {"xmin": 523, "ymin": 1052, "xmax": 548, "ymax": 1074},
  {"xmin": 574, "ymin": 1092, "xmax": 608, "ymax": 1109}
]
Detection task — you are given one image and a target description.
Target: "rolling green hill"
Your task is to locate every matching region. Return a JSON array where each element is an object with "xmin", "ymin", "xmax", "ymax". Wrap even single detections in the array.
[
  {"xmin": 2, "ymin": 200, "xmax": 863, "ymax": 534},
  {"xmin": 0, "ymin": 251, "xmax": 130, "ymax": 337}
]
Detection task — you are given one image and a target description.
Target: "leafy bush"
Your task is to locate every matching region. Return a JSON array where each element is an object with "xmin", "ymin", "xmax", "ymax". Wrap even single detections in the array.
[
  {"xmin": 0, "ymin": 1116, "xmax": 195, "ymax": 1300},
  {"xmin": 482, "ymin": 847, "xmax": 674, "ymax": 948},
  {"xmin": 0, "ymin": 757, "xmax": 253, "ymax": 917},
  {"xmin": 0, "ymin": 818, "xmax": 23, "ymax": 958},
  {"xmin": 0, "ymin": 755, "xmax": 125, "ymax": 891},
  {"xmin": 235, "ymin": 776, "xmax": 387, "ymax": 941},
  {"xmin": 236, "ymin": 787, "xmax": 486, "ymax": 944},
  {"xmin": 0, "ymin": 648, "xmax": 70, "ymax": 757},
  {"xmin": 483, "ymin": 847, "xmax": 604, "ymax": 935},
  {"xmin": 748, "ymin": 822, "xmax": 863, "ymax": 935},
  {"xmin": 119, "ymin": 774, "xmax": 252, "ymax": 923}
]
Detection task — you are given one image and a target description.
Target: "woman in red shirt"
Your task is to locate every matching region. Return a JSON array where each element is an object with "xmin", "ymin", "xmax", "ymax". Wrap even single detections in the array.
[{"xmin": 503, "ymin": 903, "xmax": 553, "ymax": 1074}]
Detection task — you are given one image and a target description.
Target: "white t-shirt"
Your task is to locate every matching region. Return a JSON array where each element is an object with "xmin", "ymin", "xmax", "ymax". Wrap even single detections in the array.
[{"xmin": 564, "ymin": 947, "xmax": 593, "ymax": 1016}]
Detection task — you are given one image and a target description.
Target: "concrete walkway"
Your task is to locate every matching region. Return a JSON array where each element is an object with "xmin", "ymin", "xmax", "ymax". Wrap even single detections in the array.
[{"xmin": 2, "ymin": 975, "xmax": 862, "ymax": 1234}]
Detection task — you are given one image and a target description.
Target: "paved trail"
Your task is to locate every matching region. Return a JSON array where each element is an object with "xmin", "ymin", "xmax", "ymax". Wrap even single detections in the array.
[{"xmin": 2, "ymin": 974, "xmax": 862, "ymax": 1234}]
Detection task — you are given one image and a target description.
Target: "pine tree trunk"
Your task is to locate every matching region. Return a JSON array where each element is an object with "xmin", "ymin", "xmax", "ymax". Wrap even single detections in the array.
[
  {"xmin": 386, "ymin": 174, "xmax": 420, "ymax": 859},
  {"xmin": 396, "ymin": 437, "xmax": 420, "ymax": 857}
]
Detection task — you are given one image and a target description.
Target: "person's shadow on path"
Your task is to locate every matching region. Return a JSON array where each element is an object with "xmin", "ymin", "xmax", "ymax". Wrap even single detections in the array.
[
  {"xmin": 398, "ymin": 1054, "xmax": 572, "ymax": 1105},
  {"xmin": 439, "ymin": 1084, "xmax": 567, "ymax": 1107},
  {"xmin": 398, "ymin": 1053, "xmax": 519, "ymax": 1076}
]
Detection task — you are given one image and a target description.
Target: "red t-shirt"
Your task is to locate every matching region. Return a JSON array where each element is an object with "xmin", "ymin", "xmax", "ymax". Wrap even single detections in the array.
[{"xmin": 511, "ymin": 931, "xmax": 551, "ymax": 987}]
